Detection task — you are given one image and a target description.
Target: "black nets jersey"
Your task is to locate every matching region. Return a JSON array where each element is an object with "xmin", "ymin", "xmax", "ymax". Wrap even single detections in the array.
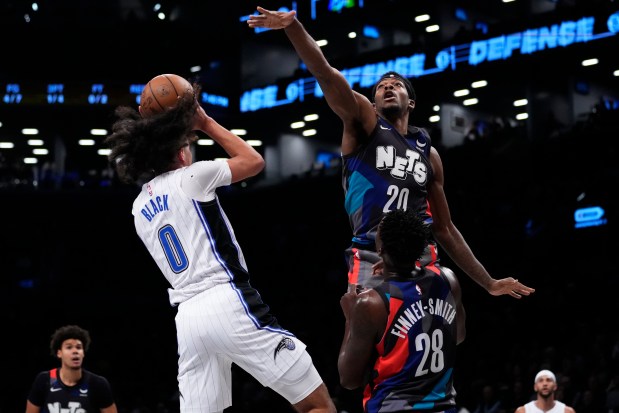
[
  {"xmin": 27, "ymin": 368, "xmax": 115, "ymax": 413},
  {"xmin": 342, "ymin": 116, "xmax": 434, "ymax": 249},
  {"xmin": 364, "ymin": 270, "xmax": 458, "ymax": 412}
]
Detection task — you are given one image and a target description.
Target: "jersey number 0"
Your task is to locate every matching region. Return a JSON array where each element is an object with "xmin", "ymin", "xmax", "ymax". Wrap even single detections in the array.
[{"xmin": 158, "ymin": 224, "xmax": 189, "ymax": 273}]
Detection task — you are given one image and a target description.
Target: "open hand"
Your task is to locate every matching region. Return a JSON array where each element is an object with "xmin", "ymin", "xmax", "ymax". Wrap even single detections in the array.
[
  {"xmin": 247, "ymin": 6, "xmax": 296, "ymax": 30},
  {"xmin": 489, "ymin": 277, "xmax": 535, "ymax": 299}
]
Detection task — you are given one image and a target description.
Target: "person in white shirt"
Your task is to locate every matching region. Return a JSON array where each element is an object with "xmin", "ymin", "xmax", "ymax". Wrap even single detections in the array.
[
  {"xmin": 515, "ymin": 369, "xmax": 576, "ymax": 413},
  {"xmin": 105, "ymin": 76, "xmax": 336, "ymax": 413}
]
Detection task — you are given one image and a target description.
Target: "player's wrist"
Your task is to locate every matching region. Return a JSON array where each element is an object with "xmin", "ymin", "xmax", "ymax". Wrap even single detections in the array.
[{"xmin": 484, "ymin": 277, "xmax": 497, "ymax": 292}]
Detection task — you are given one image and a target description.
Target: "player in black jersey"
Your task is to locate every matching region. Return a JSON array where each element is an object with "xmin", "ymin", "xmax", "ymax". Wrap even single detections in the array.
[
  {"xmin": 248, "ymin": 7, "xmax": 535, "ymax": 299},
  {"xmin": 338, "ymin": 209, "xmax": 465, "ymax": 412},
  {"xmin": 25, "ymin": 325, "xmax": 117, "ymax": 413}
]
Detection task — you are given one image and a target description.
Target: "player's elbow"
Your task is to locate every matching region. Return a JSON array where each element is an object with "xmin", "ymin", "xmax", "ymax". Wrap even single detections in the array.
[
  {"xmin": 457, "ymin": 328, "xmax": 466, "ymax": 345},
  {"xmin": 430, "ymin": 223, "xmax": 452, "ymax": 243},
  {"xmin": 338, "ymin": 364, "xmax": 364, "ymax": 389},
  {"xmin": 248, "ymin": 154, "xmax": 265, "ymax": 176},
  {"xmin": 339, "ymin": 374, "xmax": 363, "ymax": 390},
  {"xmin": 457, "ymin": 312, "xmax": 466, "ymax": 344},
  {"xmin": 229, "ymin": 154, "xmax": 265, "ymax": 182},
  {"xmin": 241, "ymin": 152, "xmax": 265, "ymax": 178}
]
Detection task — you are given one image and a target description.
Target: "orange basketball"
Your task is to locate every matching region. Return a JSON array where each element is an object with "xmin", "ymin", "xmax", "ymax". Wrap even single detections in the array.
[{"xmin": 139, "ymin": 74, "xmax": 194, "ymax": 117}]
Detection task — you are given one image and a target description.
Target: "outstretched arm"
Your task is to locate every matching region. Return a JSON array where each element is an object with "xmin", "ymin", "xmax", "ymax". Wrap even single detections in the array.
[
  {"xmin": 248, "ymin": 7, "xmax": 358, "ymax": 119},
  {"xmin": 428, "ymin": 147, "xmax": 535, "ymax": 298},
  {"xmin": 248, "ymin": 7, "xmax": 375, "ymax": 153}
]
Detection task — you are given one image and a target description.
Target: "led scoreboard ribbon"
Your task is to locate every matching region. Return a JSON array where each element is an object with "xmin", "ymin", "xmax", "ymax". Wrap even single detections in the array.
[
  {"xmin": 2, "ymin": 10, "xmax": 615, "ymax": 111},
  {"xmin": 0, "ymin": 82, "xmax": 143, "ymax": 106},
  {"xmin": 1, "ymin": 82, "xmax": 229, "ymax": 108},
  {"xmin": 240, "ymin": 10, "xmax": 619, "ymax": 112}
]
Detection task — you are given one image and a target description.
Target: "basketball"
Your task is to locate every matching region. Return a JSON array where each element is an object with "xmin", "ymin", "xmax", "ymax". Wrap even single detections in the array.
[{"xmin": 139, "ymin": 74, "xmax": 194, "ymax": 117}]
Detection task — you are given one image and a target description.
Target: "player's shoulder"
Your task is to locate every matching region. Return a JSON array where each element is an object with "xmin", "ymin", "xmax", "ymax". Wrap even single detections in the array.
[
  {"xmin": 355, "ymin": 288, "xmax": 388, "ymax": 327},
  {"xmin": 439, "ymin": 266, "xmax": 456, "ymax": 279},
  {"xmin": 33, "ymin": 370, "xmax": 50, "ymax": 382},
  {"xmin": 184, "ymin": 159, "xmax": 231, "ymax": 183},
  {"xmin": 351, "ymin": 287, "xmax": 384, "ymax": 319},
  {"xmin": 82, "ymin": 369, "xmax": 102, "ymax": 380},
  {"xmin": 353, "ymin": 88, "xmax": 372, "ymax": 103},
  {"xmin": 408, "ymin": 125, "xmax": 431, "ymax": 138},
  {"xmin": 82, "ymin": 369, "xmax": 112, "ymax": 386},
  {"xmin": 437, "ymin": 265, "xmax": 461, "ymax": 290},
  {"xmin": 189, "ymin": 159, "xmax": 226, "ymax": 168},
  {"xmin": 356, "ymin": 288, "xmax": 383, "ymax": 308},
  {"xmin": 408, "ymin": 125, "xmax": 434, "ymax": 156},
  {"xmin": 186, "ymin": 159, "xmax": 229, "ymax": 176},
  {"xmin": 28, "ymin": 370, "xmax": 52, "ymax": 393}
]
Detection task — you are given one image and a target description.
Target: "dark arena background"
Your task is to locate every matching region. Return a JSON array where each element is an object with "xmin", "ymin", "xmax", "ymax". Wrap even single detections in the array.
[{"xmin": 1, "ymin": 1, "xmax": 618, "ymax": 412}]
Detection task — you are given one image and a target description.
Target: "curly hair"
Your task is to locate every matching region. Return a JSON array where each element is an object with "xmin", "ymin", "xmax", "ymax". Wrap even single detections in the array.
[
  {"xmin": 50, "ymin": 325, "xmax": 91, "ymax": 356},
  {"xmin": 104, "ymin": 83, "xmax": 201, "ymax": 184},
  {"xmin": 378, "ymin": 209, "xmax": 430, "ymax": 270}
]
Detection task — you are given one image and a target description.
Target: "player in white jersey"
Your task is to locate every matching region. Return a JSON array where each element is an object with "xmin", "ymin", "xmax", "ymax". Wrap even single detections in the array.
[
  {"xmin": 105, "ymin": 78, "xmax": 336, "ymax": 413},
  {"xmin": 515, "ymin": 370, "xmax": 576, "ymax": 413}
]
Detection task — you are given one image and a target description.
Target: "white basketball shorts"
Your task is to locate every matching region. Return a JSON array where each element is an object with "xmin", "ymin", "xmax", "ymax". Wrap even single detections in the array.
[{"xmin": 175, "ymin": 282, "xmax": 319, "ymax": 412}]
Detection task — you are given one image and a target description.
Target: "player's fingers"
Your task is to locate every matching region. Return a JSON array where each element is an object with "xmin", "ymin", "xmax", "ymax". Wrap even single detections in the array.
[
  {"xmin": 522, "ymin": 285, "xmax": 535, "ymax": 293},
  {"xmin": 514, "ymin": 281, "xmax": 536, "ymax": 296},
  {"xmin": 248, "ymin": 15, "xmax": 266, "ymax": 23},
  {"xmin": 515, "ymin": 282, "xmax": 535, "ymax": 294},
  {"xmin": 248, "ymin": 20, "xmax": 267, "ymax": 28},
  {"xmin": 508, "ymin": 278, "xmax": 535, "ymax": 295}
]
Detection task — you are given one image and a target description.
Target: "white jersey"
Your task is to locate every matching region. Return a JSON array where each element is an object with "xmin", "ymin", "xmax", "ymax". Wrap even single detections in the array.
[
  {"xmin": 132, "ymin": 160, "xmax": 320, "ymax": 413},
  {"xmin": 524, "ymin": 401, "xmax": 567, "ymax": 413},
  {"xmin": 132, "ymin": 159, "xmax": 246, "ymax": 305}
]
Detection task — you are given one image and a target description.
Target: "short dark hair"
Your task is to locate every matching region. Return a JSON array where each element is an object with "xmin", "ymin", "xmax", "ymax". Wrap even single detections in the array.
[
  {"xmin": 371, "ymin": 71, "xmax": 416, "ymax": 102},
  {"xmin": 50, "ymin": 325, "xmax": 91, "ymax": 356},
  {"xmin": 378, "ymin": 209, "xmax": 430, "ymax": 268}
]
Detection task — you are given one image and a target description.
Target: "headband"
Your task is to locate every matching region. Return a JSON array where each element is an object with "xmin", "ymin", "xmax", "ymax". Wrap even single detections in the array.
[{"xmin": 534, "ymin": 370, "xmax": 556, "ymax": 383}]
